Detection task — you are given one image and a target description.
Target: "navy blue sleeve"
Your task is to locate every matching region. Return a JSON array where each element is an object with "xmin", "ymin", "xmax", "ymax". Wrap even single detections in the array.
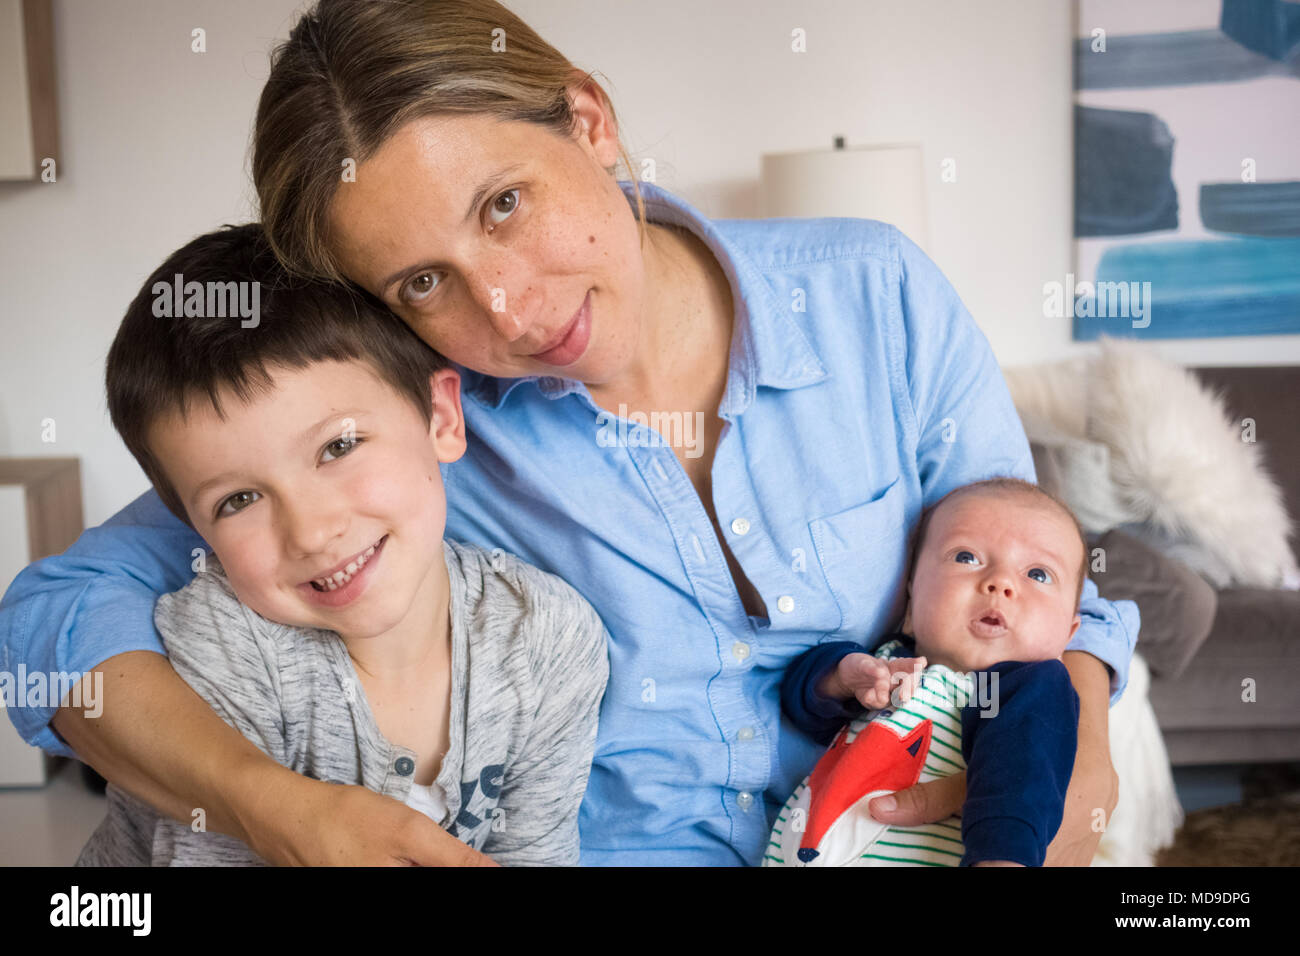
[
  {"xmin": 780, "ymin": 641, "xmax": 868, "ymax": 746},
  {"xmin": 958, "ymin": 659, "xmax": 1079, "ymax": 867}
]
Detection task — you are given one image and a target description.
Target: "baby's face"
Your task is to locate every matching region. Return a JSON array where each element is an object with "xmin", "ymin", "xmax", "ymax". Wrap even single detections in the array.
[
  {"xmin": 902, "ymin": 491, "xmax": 1083, "ymax": 673},
  {"xmin": 149, "ymin": 358, "xmax": 465, "ymax": 642}
]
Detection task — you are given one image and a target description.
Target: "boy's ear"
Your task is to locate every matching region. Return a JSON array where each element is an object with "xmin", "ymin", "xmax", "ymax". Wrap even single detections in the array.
[
  {"xmin": 1068, "ymin": 613, "xmax": 1081, "ymax": 642},
  {"xmin": 428, "ymin": 368, "xmax": 467, "ymax": 464}
]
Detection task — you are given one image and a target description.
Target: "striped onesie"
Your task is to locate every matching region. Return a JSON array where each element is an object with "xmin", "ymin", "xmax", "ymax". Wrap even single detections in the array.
[{"xmin": 766, "ymin": 639, "xmax": 972, "ymax": 867}]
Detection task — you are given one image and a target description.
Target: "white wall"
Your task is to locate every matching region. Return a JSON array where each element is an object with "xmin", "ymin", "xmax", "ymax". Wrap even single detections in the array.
[{"xmin": 0, "ymin": 0, "xmax": 1285, "ymax": 529}]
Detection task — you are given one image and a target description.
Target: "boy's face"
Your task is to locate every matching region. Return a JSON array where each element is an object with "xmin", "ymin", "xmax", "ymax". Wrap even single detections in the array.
[
  {"xmin": 148, "ymin": 358, "xmax": 465, "ymax": 640},
  {"xmin": 901, "ymin": 491, "xmax": 1083, "ymax": 673}
]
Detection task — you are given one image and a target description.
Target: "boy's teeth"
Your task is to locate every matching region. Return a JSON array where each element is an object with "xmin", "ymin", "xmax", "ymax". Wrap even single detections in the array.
[{"xmin": 312, "ymin": 540, "xmax": 380, "ymax": 590}]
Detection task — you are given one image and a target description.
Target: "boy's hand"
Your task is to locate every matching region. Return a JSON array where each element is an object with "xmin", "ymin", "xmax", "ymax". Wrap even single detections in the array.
[{"xmin": 816, "ymin": 652, "xmax": 927, "ymax": 710}]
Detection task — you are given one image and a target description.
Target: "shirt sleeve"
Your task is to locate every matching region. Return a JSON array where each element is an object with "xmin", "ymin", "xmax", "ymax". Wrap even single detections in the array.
[
  {"xmin": 958, "ymin": 659, "xmax": 1080, "ymax": 867},
  {"xmin": 483, "ymin": 592, "xmax": 610, "ymax": 867},
  {"xmin": 779, "ymin": 641, "xmax": 867, "ymax": 746},
  {"xmin": 145, "ymin": 567, "xmax": 287, "ymax": 866},
  {"xmin": 0, "ymin": 488, "xmax": 206, "ymax": 757},
  {"xmin": 895, "ymin": 228, "xmax": 1139, "ymax": 706}
]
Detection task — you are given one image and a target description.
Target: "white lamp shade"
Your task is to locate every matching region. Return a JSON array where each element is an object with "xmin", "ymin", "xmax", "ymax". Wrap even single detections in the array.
[{"xmin": 760, "ymin": 142, "xmax": 930, "ymax": 253}]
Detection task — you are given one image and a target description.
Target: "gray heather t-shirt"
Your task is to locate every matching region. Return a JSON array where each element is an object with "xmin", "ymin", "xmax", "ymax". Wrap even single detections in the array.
[{"xmin": 76, "ymin": 538, "xmax": 609, "ymax": 867}]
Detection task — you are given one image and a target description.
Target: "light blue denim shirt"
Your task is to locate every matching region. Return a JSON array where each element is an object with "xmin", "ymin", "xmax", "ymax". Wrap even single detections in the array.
[{"xmin": 0, "ymin": 180, "xmax": 1138, "ymax": 867}]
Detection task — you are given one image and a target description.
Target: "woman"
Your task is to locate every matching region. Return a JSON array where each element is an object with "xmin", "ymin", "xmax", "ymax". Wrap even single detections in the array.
[{"xmin": 1, "ymin": 0, "xmax": 1135, "ymax": 866}]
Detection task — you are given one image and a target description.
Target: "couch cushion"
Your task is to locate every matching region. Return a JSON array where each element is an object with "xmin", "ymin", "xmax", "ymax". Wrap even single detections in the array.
[
  {"xmin": 1088, "ymin": 527, "xmax": 1217, "ymax": 680},
  {"xmin": 1148, "ymin": 587, "xmax": 1300, "ymax": 734}
]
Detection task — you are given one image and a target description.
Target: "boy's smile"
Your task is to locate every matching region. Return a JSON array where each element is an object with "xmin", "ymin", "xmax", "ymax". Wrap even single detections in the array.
[{"xmin": 147, "ymin": 357, "xmax": 465, "ymax": 661}]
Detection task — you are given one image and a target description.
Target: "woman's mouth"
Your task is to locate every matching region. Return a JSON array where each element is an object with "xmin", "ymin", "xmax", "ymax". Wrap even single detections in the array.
[
  {"xmin": 298, "ymin": 535, "xmax": 387, "ymax": 608},
  {"xmin": 530, "ymin": 290, "xmax": 592, "ymax": 367}
]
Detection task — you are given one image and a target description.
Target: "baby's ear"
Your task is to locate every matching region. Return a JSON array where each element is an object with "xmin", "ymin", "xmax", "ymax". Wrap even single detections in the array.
[{"xmin": 1067, "ymin": 613, "xmax": 1081, "ymax": 642}]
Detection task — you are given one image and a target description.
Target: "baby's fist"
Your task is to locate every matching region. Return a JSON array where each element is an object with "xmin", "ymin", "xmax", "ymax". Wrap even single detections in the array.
[{"xmin": 817, "ymin": 653, "xmax": 927, "ymax": 710}]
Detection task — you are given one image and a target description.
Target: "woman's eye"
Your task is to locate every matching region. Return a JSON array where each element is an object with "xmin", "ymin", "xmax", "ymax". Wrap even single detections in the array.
[
  {"xmin": 321, "ymin": 436, "xmax": 363, "ymax": 463},
  {"xmin": 1028, "ymin": 567, "xmax": 1053, "ymax": 584},
  {"xmin": 954, "ymin": 550, "xmax": 978, "ymax": 565},
  {"xmin": 487, "ymin": 188, "xmax": 519, "ymax": 229},
  {"xmin": 216, "ymin": 490, "xmax": 259, "ymax": 518},
  {"xmin": 402, "ymin": 270, "xmax": 439, "ymax": 305}
]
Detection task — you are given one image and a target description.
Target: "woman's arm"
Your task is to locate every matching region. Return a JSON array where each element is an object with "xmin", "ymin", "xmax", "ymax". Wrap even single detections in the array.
[
  {"xmin": 55, "ymin": 652, "xmax": 492, "ymax": 866},
  {"xmin": 3, "ymin": 488, "xmax": 490, "ymax": 865}
]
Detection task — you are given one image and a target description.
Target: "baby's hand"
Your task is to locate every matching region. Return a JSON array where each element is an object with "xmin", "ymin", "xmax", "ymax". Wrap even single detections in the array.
[{"xmin": 816, "ymin": 653, "xmax": 927, "ymax": 710}]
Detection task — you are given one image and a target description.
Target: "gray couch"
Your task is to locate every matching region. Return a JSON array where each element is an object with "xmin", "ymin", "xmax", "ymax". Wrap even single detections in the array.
[{"xmin": 1032, "ymin": 365, "xmax": 1300, "ymax": 767}]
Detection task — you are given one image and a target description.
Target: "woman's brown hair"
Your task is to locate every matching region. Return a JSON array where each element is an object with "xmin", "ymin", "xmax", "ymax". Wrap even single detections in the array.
[{"xmin": 253, "ymin": 0, "xmax": 648, "ymax": 283}]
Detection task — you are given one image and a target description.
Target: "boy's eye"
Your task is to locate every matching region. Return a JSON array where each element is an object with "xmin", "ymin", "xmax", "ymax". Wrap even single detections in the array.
[
  {"xmin": 954, "ymin": 550, "xmax": 978, "ymax": 564},
  {"xmin": 321, "ymin": 436, "xmax": 362, "ymax": 463},
  {"xmin": 216, "ymin": 490, "xmax": 259, "ymax": 518},
  {"xmin": 1028, "ymin": 567, "xmax": 1053, "ymax": 584}
]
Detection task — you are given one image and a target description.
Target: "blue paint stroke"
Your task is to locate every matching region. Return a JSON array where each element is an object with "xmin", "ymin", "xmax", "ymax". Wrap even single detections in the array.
[
  {"xmin": 1075, "ymin": 106, "xmax": 1179, "ymax": 238},
  {"xmin": 1074, "ymin": 29, "xmax": 1300, "ymax": 88},
  {"xmin": 1073, "ymin": 237, "xmax": 1300, "ymax": 340},
  {"xmin": 1201, "ymin": 181, "xmax": 1300, "ymax": 236},
  {"xmin": 1221, "ymin": 0, "xmax": 1300, "ymax": 61}
]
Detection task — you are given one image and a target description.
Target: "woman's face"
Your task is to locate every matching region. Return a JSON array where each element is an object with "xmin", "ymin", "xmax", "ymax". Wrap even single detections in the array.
[{"xmin": 328, "ymin": 87, "xmax": 650, "ymax": 385}]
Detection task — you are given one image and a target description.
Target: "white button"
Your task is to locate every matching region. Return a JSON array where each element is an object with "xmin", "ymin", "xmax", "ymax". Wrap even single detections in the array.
[
  {"xmin": 777, "ymin": 595, "xmax": 795, "ymax": 613},
  {"xmin": 737, "ymin": 726, "xmax": 754, "ymax": 742},
  {"xmin": 731, "ymin": 517, "xmax": 750, "ymax": 536},
  {"xmin": 737, "ymin": 791, "xmax": 754, "ymax": 811},
  {"xmin": 731, "ymin": 641, "xmax": 750, "ymax": 661}
]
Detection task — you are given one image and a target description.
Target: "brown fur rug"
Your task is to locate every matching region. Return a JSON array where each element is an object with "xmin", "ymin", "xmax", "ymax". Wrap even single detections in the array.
[{"xmin": 1156, "ymin": 764, "xmax": 1300, "ymax": 866}]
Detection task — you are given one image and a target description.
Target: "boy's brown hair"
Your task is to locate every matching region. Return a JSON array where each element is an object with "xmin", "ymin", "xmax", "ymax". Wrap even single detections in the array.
[
  {"xmin": 906, "ymin": 477, "xmax": 1091, "ymax": 611},
  {"xmin": 105, "ymin": 223, "xmax": 448, "ymax": 531}
]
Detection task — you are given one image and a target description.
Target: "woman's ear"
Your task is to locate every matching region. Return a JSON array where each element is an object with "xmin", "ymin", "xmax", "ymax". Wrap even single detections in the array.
[{"xmin": 428, "ymin": 367, "xmax": 467, "ymax": 464}]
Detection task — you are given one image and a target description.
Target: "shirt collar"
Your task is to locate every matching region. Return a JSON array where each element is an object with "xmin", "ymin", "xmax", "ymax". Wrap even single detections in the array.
[{"xmin": 459, "ymin": 179, "xmax": 827, "ymax": 412}]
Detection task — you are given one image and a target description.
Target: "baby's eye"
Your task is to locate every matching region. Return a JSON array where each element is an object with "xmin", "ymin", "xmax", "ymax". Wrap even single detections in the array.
[
  {"xmin": 217, "ymin": 490, "xmax": 259, "ymax": 518},
  {"xmin": 954, "ymin": 550, "xmax": 978, "ymax": 564},
  {"xmin": 1028, "ymin": 567, "xmax": 1053, "ymax": 584},
  {"xmin": 321, "ymin": 436, "xmax": 363, "ymax": 463}
]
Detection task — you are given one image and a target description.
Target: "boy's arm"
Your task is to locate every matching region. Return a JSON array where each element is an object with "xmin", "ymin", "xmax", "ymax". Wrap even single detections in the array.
[
  {"xmin": 483, "ymin": 598, "xmax": 610, "ymax": 866},
  {"xmin": 779, "ymin": 641, "xmax": 867, "ymax": 745},
  {"xmin": 958, "ymin": 659, "xmax": 1080, "ymax": 867}
]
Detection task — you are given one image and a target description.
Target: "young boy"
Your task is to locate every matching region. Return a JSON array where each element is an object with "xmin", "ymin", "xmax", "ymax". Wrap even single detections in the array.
[
  {"xmin": 765, "ymin": 477, "xmax": 1086, "ymax": 867},
  {"xmin": 77, "ymin": 223, "xmax": 609, "ymax": 867}
]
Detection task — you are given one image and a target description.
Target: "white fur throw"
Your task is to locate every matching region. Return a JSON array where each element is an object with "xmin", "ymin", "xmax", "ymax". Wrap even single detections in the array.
[
  {"xmin": 1004, "ymin": 336, "xmax": 1300, "ymax": 589},
  {"xmin": 1092, "ymin": 651, "xmax": 1183, "ymax": 867}
]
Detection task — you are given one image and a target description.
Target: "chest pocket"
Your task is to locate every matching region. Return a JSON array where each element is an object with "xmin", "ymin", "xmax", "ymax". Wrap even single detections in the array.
[{"xmin": 808, "ymin": 475, "xmax": 910, "ymax": 640}]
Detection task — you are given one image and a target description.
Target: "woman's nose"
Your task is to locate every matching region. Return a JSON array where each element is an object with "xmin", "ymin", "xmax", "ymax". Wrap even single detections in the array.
[{"xmin": 464, "ymin": 264, "xmax": 538, "ymax": 343}]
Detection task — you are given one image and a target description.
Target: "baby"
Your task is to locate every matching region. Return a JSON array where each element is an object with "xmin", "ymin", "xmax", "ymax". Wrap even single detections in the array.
[
  {"xmin": 765, "ymin": 477, "xmax": 1087, "ymax": 867},
  {"xmin": 78, "ymin": 223, "xmax": 609, "ymax": 866}
]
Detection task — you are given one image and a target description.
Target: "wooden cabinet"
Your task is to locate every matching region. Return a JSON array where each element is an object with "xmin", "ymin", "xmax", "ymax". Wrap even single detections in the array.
[{"xmin": 0, "ymin": 457, "xmax": 83, "ymax": 786}]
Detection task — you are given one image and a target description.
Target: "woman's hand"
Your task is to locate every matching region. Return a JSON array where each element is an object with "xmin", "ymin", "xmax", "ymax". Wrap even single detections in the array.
[
  {"xmin": 243, "ymin": 775, "xmax": 499, "ymax": 867},
  {"xmin": 867, "ymin": 771, "xmax": 965, "ymax": 826}
]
